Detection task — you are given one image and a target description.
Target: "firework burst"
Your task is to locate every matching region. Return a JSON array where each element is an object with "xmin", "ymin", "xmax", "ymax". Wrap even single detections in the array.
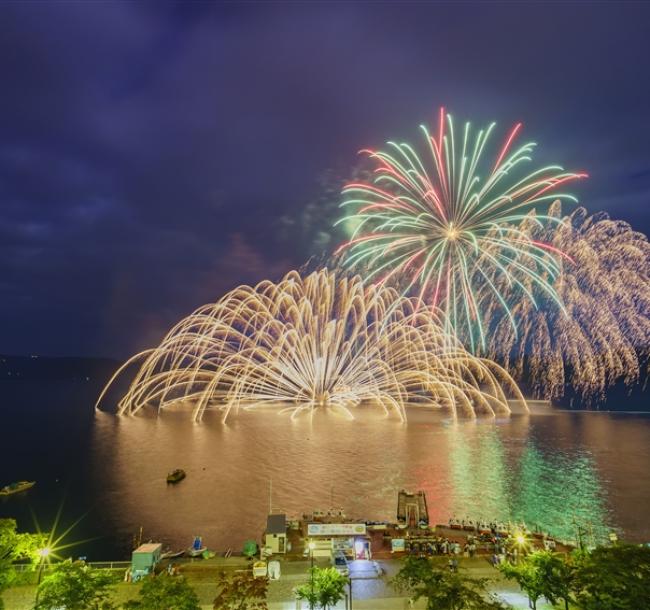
[
  {"xmin": 335, "ymin": 109, "xmax": 586, "ymax": 351},
  {"xmin": 97, "ymin": 270, "xmax": 526, "ymax": 421},
  {"xmin": 486, "ymin": 202, "xmax": 650, "ymax": 402}
]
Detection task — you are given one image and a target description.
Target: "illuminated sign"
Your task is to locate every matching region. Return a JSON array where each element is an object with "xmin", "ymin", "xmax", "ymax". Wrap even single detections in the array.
[
  {"xmin": 391, "ymin": 538, "xmax": 406, "ymax": 552},
  {"xmin": 307, "ymin": 523, "xmax": 367, "ymax": 536}
]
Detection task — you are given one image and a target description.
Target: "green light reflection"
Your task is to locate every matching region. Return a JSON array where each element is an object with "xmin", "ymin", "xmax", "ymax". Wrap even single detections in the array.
[{"xmin": 447, "ymin": 422, "xmax": 610, "ymax": 544}]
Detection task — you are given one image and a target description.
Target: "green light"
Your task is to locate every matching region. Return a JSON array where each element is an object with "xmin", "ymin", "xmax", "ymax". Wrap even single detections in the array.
[{"xmin": 336, "ymin": 108, "xmax": 586, "ymax": 353}]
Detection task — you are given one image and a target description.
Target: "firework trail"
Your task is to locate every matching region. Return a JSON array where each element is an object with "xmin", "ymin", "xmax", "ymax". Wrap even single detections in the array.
[
  {"xmin": 485, "ymin": 201, "xmax": 650, "ymax": 402},
  {"xmin": 336, "ymin": 109, "xmax": 586, "ymax": 351},
  {"xmin": 98, "ymin": 270, "xmax": 526, "ymax": 421}
]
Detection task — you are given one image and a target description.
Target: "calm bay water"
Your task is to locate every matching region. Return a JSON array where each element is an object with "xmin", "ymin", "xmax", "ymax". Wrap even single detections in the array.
[{"xmin": 1, "ymin": 379, "xmax": 649, "ymax": 560}]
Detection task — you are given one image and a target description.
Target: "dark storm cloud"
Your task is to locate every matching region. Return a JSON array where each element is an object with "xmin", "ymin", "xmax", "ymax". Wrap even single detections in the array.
[{"xmin": 1, "ymin": 1, "xmax": 650, "ymax": 356}]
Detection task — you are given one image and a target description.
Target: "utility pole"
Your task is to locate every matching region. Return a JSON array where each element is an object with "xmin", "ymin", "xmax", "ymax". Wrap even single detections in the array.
[
  {"xmin": 308, "ymin": 541, "xmax": 316, "ymax": 610},
  {"xmin": 573, "ymin": 516, "xmax": 584, "ymax": 551},
  {"xmin": 34, "ymin": 547, "xmax": 51, "ymax": 604}
]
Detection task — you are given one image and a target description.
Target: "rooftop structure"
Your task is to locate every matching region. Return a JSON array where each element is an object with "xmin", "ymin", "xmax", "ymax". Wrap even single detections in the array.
[
  {"xmin": 266, "ymin": 514, "xmax": 287, "ymax": 535},
  {"xmin": 397, "ymin": 489, "xmax": 429, "ymax": 527}
]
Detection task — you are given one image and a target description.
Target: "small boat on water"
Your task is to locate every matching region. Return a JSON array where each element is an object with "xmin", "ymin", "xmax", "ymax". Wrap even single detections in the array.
[
  {"xmin": 0, "ymin": 481, "xmax": 35, "ymax": 497},
  {"xmin": 161, "ymin": 548, "xmax": 184, "ymax": 560},
  {"xmin": 187, "ymin": 536, "xmax": 207, "ymax": 558},
  {"xmin": 166, "ymin": 469, "xmax": 186, "ymax": 484}
]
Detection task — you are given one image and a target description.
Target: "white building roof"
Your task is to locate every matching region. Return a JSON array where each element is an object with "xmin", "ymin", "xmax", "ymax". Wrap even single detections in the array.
[{"xmin": 133, "ymin": 543, "xmax": 162, "ymax": 553}]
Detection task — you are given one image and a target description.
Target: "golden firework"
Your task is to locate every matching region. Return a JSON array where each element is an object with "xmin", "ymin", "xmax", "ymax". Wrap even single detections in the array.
[
  {"xmin": 486, "ymin": 201, "xmax": 650, "ymax": 402},
  {"xmin": 98, "ymin": 270, "xmax": 526, "ymax": 421}
]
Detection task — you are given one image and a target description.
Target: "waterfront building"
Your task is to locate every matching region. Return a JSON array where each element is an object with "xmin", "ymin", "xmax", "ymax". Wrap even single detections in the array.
[
  {"xmin": 131, "ymin": 543, "xmax": 162, "ymax": 581},
  {"xmin": 264, "ymin": 513, "xmax": 288, "ymax": 554},
  {"xmin": 305, "ymin": 522, "xmax": 371, "ymax": 560}
]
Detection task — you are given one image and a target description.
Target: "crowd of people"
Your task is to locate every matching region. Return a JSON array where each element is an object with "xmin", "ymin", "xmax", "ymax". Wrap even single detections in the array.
[
  {"xmin": 405, "ymin": 536, "xmax": 478, "ymax": 558},
  {"xmin": 449, "ymin": 517, "xmax": 519, "ymax": 535},
  {"xmin": 401, "ymin": 518, "xmax": 560, "ymax": 567}
]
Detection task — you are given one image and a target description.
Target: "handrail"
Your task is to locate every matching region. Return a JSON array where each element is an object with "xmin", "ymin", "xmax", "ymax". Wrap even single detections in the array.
[{"xmin": 13, "ymin": 560, "xmax": 131, "ymax": 572}]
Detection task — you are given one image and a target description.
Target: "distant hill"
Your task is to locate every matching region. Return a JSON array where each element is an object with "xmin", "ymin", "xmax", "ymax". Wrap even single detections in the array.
[{"xmin": 0, "ymin": 355, "xmax": 120, "ymax": 383}]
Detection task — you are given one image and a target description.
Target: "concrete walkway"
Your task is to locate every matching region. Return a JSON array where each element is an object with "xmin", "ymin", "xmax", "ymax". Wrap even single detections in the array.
[
  {"xmin": 268, "ymin": 598, "xmax": 428, "ymax": 609},
  {"xmin": 1, "ymin": 557, "xmax": 546, "ymax": 610}
]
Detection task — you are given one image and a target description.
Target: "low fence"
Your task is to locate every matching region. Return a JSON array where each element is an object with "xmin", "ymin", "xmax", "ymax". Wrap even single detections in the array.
[{"xmin": 13, "ymin": 560, "xmax": 131, "ymax": 573}]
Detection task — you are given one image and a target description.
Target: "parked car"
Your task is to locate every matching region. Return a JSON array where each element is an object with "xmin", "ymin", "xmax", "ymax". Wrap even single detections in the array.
[{"xmin": 332, "ymin": 551, "xmax": 349, "ymax": 576}]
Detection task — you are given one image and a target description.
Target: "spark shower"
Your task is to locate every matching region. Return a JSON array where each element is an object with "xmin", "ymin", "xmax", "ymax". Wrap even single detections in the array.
[
  {"xmin": 336, "ymin": 110, "xmax": 649, "ymax": 403},
  {"xmin": 336, "ymin": 108, "xmax": 586, "ymax": 352},
  {"xmin": 98, "ymin": 270, "xmax": 525, "ymax": 421},
  {"xmin": 101, "ymin": 109, "xmax": 649, "ymax": 418}
]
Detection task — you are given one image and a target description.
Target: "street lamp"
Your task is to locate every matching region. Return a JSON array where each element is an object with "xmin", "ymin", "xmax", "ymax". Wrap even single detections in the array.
[
  {"xmin": 308, "ymin": 541, "xmax": 316, "ymax": 610},
  {"xmin": 34, "ymin": 547, "xmax": 52, "ymax": 604},
  {"xmin": 513, "ymin": 533, "xmax": 527, "ymax": 563}
]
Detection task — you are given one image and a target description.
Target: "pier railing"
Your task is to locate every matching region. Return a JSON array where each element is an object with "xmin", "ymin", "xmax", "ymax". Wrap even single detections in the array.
[{"xmin": 13, "ymin": 560, "xmax": 131, "ymax": 573}]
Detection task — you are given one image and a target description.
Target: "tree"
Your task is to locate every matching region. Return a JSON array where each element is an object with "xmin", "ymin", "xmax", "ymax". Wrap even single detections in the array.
[
  {"xmin": 572, "ymin": 544, "xmax": 650, "ymax": 610},
  {"xmin": 500, "ymin": 551, "xmax": 575, "ymax": 610},
  {"xmin": 0, "ymin": 518, "xmax": 47, "ymax": 609},
  {"xmin": 213, "ymin": 570, "xmax": 268, "ymax": 610},
  {"xmin": 124, "ymin": 573, "xmax": 200, "ymax": 610},
  {"xmin": 33, "ymin": 559, "xmax": 117, "ymax": 610},
  {"xmin": 242, "ymin": 541, "xmax": 258, "ymax": 560},
  {"xmin": 392, "ymin": 557, "xmax": 506, "ymax": 610},
  {"xmin": 528, "ymin": 551, "xmax": 574, "ymax": 610},
  {"xmin": 499, "ymin": 559, "xmax": 546, "ymax": 610},
  {"xmin": 294, "ymin": 566, "xmax": 348, "ymax": 610}
]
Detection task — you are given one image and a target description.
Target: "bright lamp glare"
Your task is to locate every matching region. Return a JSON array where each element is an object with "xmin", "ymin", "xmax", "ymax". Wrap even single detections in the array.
[{"xmin": 38, "ymin": 547, "xmax": 51, "ymax": 558}]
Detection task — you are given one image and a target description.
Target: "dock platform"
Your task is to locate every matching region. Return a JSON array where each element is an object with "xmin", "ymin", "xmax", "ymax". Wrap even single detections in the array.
[{"xmin": 397, "ymin": 489, "xmax": 429, "ymax": 526}]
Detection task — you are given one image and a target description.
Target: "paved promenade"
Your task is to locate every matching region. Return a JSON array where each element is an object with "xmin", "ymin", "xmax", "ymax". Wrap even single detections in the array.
[{"xmin": 2, "ymin": 556, "xmax": 555, "ymax": 609}]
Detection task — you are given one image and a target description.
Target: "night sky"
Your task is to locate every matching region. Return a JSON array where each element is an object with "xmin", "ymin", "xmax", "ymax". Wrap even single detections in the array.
[{"xmin": 2, "ymin": 1, "xmax": 650, "ymax": 358}]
